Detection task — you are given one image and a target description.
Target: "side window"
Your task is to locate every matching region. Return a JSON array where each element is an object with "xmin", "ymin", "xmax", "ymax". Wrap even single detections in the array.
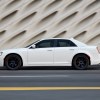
[
  {"xmin": 57, "ymin": 40, "xmax": 77, "ymax": 47},
  {"xmin": 36, "ymin": 40, "xmax": 54, "ymax": 48}
]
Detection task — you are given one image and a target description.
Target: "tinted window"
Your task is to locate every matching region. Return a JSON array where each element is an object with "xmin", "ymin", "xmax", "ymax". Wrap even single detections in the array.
[
  {"xmin": 36, "ymin": 40, "xmax": 54, "ymax": 48},
  {"xmin": 57, "ymin": 40, "xmax": 77, "ymax": 47}
]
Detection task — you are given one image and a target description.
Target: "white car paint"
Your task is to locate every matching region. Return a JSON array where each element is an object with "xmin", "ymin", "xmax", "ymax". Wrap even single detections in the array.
[
  {"xmin": 0, "ymin": 38, "xmax": 100, "ymax": 68},
  {"xmin": 28, "ymin": 48, "xmax": 54, "ymax": 65}
]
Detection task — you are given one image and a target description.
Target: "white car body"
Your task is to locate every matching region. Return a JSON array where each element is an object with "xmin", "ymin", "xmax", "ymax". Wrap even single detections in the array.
[{"xmin": 0, "ymin": 38, "xmax": 100, "ymax": 69}]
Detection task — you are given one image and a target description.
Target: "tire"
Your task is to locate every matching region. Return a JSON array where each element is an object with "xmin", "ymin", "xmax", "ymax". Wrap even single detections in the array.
[
  {"xmin": 4, "ymin": 54, "xmax": 22, "ymax": 70},
  {"xmin": 72, "ymin": 54, "xmax": 89, "ymax": 70}
]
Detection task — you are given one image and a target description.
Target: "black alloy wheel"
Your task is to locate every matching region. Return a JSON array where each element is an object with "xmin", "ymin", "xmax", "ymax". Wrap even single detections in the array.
[
  {"xmin": 4, "ymin": 54, "xmax": 22, "ymax": 70},
  {"xmin": 72, "ymin": 54, "xmax": 89, "ymax": 70}
]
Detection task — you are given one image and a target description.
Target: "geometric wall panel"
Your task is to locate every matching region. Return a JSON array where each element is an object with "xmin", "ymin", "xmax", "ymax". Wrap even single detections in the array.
[{"xmin": 0, "ymin": 0, "xmax": 100, "ymax": 50}]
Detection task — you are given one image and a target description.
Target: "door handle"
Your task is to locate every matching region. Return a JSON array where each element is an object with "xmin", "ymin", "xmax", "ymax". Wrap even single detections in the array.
[
  {"xmin": 47, "ymin": 50, "xmax": 52, "ymax": 51},
  {"xmin": 69, "ymin": 49, "xmax": 74, "ymax": 50}
]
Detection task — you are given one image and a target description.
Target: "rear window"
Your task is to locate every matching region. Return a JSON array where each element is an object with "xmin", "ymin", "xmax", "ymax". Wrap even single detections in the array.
[{"xmin": 57, "ymin": 40, "xmax": 77, "ymax": 47}]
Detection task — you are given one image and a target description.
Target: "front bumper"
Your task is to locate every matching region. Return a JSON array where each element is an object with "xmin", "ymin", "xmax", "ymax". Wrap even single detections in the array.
[{"xmin": 0, "ymin": 56, "xmax": 4, "ymax": 66}]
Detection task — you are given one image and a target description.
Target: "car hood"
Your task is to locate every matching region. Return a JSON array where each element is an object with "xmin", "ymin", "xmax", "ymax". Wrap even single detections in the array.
[{"xmin": 0, "ymin": 48, "xmax": 28, "ymax": 53}]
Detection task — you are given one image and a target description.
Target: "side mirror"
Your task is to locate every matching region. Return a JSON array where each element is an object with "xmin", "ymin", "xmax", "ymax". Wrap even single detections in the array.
[{"xmin": 30, "ymin": 44, "xmax": 36, "ymax": 49}]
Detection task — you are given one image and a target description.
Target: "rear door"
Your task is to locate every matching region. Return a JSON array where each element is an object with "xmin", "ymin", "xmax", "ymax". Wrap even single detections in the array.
[{"xmin": 54, "ymin": 39, "xmax": 77, "ymax": 65}]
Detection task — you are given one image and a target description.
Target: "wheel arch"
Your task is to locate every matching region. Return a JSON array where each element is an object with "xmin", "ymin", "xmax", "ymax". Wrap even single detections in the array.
[
  {"xmin": 72, "ymin": 53, "xmax": 91, "ymax": 66},
  {"xmin": 4, "ymin": 53, "xmax": 23, "ymax": 66}
]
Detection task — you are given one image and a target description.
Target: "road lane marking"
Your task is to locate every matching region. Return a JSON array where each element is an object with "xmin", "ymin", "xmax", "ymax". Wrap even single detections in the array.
[
  {"xmin": 0, "ymin": 87, "xmax": 100, "ymax": 91},
  {"xmin": 0, "ymin": 75, "xmax": 69, "ymax": 78}
]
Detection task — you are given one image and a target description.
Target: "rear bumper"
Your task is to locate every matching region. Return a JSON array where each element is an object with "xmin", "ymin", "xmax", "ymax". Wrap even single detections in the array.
[{"xmin": 91, "ymin": 55, "xmax": 100, "ymax": 65}]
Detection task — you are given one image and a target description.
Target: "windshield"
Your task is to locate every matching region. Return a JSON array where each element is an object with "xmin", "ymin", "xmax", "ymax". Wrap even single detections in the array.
[{"xmin": 25, "ymin": 40, "xmax": 39, "ymax": 48}]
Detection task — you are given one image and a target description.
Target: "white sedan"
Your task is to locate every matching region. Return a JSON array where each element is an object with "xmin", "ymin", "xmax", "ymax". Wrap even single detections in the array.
[{"xmin": 0, "ymin": 38, "xmax": 100, "ymax": 70}]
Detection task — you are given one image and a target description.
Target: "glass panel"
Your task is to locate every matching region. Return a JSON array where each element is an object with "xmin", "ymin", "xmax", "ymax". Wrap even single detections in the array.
[
  {"xmin": 36, "ymin": 40, "xmax": 54, "ymax": 48},
  {"xmin": 57, "ymin": 40, "xmax": 76, "ymax": 47}
]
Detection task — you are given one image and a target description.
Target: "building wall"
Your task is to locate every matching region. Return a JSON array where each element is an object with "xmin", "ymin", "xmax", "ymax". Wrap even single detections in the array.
[{"xmin": 0, "ymin": 0, "xmax": 100, "ymax": 49}]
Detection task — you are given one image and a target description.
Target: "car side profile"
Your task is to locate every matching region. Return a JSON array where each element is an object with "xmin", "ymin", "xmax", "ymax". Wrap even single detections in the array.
[{"xmin": 0, "ymin": 38, "xmax": 100, "ymax": 70}]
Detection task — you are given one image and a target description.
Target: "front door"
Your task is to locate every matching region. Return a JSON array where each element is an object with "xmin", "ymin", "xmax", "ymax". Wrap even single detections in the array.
[{"xmin": 28, "ymin": 39, "xmax": 54, "ymax": 65}]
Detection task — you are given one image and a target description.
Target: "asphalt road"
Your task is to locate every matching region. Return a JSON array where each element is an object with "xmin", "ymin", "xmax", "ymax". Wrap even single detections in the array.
[{"xmin": 0, "ymin": 65, "xmax": 100, "ymax": 100}]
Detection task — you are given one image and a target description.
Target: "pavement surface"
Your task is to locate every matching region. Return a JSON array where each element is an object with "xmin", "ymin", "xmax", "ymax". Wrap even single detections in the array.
[{"xmin": 0, "ymin": 65, "xmax": 100, "ymax": 100}]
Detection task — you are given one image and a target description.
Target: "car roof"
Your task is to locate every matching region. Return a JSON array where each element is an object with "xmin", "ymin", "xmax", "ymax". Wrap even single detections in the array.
[
  {"xmin": 41, "ymin": 38, "xmax": 71, "ymax": 41},
  {"xmin": 40, "ymin": 38, "xmax": 87, "ymax": 47},
  {"xmin": 33, "ymin": 38, "xmax": 87, "ymax": 47}
]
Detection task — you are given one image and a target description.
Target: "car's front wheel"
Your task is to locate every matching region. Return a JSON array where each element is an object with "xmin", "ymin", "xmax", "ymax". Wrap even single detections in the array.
[
  {"xmin": 72, "ymin": 54, "xmax": 90, "ymax": 70},
  {"xmin": 4, "ymin": 54, "xmax": 22, "ymax": 70}
]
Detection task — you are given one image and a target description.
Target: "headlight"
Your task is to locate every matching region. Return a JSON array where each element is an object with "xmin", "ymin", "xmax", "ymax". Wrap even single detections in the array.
[{"xmin": 0, "ymin": 52, "xmax": 3, "ymax": 56}]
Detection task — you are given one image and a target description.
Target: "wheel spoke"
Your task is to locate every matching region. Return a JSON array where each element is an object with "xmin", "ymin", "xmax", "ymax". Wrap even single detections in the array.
[
  {"xmin": 76, "ymin": 57, "xmax": 87, "ymax": 69},
  {"xmin": 8, "ymin": 57, "xmax": 19, "ymax": 68}
]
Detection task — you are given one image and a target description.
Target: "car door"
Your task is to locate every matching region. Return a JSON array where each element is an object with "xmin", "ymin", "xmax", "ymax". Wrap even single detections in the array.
[
  {"xmin": 54, "ymin": 39, "xmax": 77, "ymax": 65},
  {"xmin": 28, "ymin": 39, "xmax": 54, "ymax": 65}
]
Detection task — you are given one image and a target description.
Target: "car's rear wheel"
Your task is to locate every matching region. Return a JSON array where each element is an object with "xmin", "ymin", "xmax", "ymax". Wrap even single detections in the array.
[
  {"xmin": 72, "ymin": 54, "xmax": 90, "ymax": 70},
  {"xmin": 4, "ymin": 54, "xmax": 22, "ymax": 70}
]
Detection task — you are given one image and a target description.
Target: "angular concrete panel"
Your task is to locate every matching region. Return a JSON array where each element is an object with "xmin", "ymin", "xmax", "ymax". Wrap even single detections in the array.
[{"xmin": 0, "ymin": 0, "xmax": 100, "ymax": 49}]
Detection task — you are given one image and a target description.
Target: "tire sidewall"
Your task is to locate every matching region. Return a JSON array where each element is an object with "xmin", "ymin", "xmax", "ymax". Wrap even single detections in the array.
[
  {"xmin": 73, "ymin": 55, "xmax": 89, "ymax": 70},
  {"xmin": 4, "ymin": 54, "xmax": 22, "ymax": 70}
]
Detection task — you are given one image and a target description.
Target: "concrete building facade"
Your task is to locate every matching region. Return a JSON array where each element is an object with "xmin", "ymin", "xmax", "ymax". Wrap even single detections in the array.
[{"xmin": 0, "ymin": 0, "xmax": 100, "ymax": 49}]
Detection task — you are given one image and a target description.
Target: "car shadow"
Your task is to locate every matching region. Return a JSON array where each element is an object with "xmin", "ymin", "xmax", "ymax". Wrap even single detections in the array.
[{"xmin": 0, "ymin": 65, "xmax": 100, "ymax": 70}]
